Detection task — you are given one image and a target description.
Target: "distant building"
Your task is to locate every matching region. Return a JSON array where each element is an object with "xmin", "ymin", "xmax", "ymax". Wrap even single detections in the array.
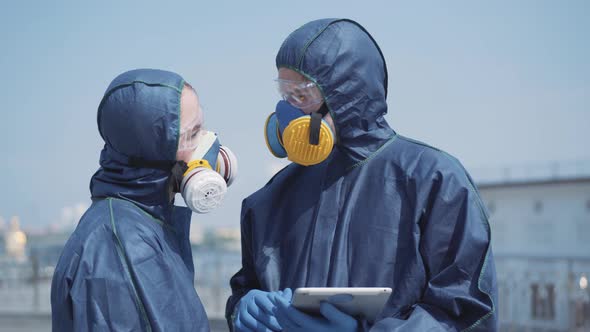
[
  {"xmin": 475, "ymin": 161, "xmax": 590, "ymax": 332},
  {"xmin": 190, "ymin": 223, "xmax": 204, "ymax": 245},
  {"xmin": 27, "ymin": 231, "xmax": 72, "ymax": 274},
  {"xmin": 0, "ymin": 236, "xmax": 5, "ymax": 258},
  {"xmin": 0, "ymin": 217, "xmax": 5, "ymax": 258},
  {"xmin": 4, "ymin": 216, "xmax": 27, "ymax": 263},
  {"xmin": 213, "ymin": 227, "xmax": 241, "ymax": 252}
]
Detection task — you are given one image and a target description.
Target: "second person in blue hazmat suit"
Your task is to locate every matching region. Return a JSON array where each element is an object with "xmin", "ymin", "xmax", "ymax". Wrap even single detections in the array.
[
  {"xmin": 51, "ymin": 69, "xmax": 238, "ymax": 331},
  {"xmin": 226, "ymin": 19, "xmax": 497, "ymax": 331}
]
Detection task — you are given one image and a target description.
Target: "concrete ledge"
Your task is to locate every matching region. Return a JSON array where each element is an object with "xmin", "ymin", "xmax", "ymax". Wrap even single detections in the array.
[{"xmin": 0, "ymin": 313, "xmax": 229, "ymax": 332}]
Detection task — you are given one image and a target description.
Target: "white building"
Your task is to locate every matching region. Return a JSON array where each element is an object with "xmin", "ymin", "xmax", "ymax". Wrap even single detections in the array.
[
  {"xmin": 475, "ymin": 161, "xmax": 590, "ymax": 332},
  {"xmin": 4, "ymin": 216, "xmax": 27, "ymax": 263}
]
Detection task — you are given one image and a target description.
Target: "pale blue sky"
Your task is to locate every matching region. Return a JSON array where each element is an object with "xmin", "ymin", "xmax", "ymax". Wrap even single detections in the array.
[{"xmin": 1, "ymin": 0, "xmax": 588, "ymax": 229}]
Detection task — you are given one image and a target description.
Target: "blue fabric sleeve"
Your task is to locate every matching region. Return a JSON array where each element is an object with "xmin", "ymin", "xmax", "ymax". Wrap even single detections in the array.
[
  {"xmin": 226, "ymin": 200, "xmax": 261, "ymax": 330},
  {"xmin": 368, "ymin": 169, "xmax": 497, "ymax": 332}
]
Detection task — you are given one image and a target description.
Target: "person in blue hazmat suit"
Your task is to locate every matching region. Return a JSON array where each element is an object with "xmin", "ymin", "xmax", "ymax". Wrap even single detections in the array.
[
  {"xmin": 226, "ymin": 19, "xmax": 497, "ymax": 331},
  {"xmin": 51, "ymin": 68, "xmax": 238, "ymax": 331}
]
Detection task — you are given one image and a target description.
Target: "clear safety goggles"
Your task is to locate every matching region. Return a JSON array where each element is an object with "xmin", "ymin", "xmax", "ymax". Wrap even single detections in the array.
[
  {"xmin": 178, "ymin": 115, "xmax": 204, "ymax": 151},
  {"xmin": 275, "ymin": 79, "xmax": 323, "ymax": 109}
]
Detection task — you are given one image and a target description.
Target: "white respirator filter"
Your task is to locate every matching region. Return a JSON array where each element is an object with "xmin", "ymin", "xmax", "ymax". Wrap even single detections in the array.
[{"xmin": 180, "ymin": 167, "xmax": 227, "ymax": 214}]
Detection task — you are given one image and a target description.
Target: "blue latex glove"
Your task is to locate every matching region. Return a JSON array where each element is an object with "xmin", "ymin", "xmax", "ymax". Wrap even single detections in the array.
[
  {"xmin": 274, "ymin": 292, "xmax": 358, "ymax": 332},
  {"xmin": 233, "ymin": 289, "xmax": 292, "ymax": 332}
]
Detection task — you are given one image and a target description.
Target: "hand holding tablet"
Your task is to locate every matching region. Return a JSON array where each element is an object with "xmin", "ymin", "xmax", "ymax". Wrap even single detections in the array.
[{"xmin": 291, "ymin": 287, "xmax": 392, "ymax": 323}]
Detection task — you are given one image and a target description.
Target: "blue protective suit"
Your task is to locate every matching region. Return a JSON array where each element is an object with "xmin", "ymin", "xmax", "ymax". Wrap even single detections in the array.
[
  {"xmin": 51, "ymin": 69, "xmax": 210, "ymax": 331},
  {"xmin": 227, "ymin": 19, "xmax": 497, "ymax": 331}
]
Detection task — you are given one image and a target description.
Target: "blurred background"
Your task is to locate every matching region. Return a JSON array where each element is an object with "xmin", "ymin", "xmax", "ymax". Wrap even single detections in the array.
[{"xmin": 0, "ymin": 0, "xmax": 589, "ymax": 331}]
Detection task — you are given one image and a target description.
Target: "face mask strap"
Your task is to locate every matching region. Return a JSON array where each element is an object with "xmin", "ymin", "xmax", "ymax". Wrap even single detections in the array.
[
  {"xmin": 308, "ymin": 104, "xmax": 330, "ymax": 145},
  {"xmin": 127, "ymin": 157, "xmax": 188, "ymax": 193},
  {"xmin": 170, "ymin": 161, "xmax": 189, "ymax": 193},
  {"xmin": 128, "ymin": 156, "xmax": 177, "ymax": 171},
  {"xmin": 309, "ymin": 112, "xmax": 322, "ymax": 145}
]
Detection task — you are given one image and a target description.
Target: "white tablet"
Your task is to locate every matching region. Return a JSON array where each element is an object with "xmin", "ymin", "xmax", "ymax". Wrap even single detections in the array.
[{"xmin": 291, "ymin": 287, "xmax": 392, "ymax": 323}]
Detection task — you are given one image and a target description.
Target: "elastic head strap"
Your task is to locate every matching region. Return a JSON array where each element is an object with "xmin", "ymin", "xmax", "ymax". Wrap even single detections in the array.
[
  {"xmin": 170, "ymin": 161, "xmax": 189, "ymax": 193},
  {"xmin": 309, "ymin": 112, "xmax": 322, "ymax": 145},
  {"xmin": 128, "ymin": 156, "xmax": 176, "ymax": 171},
  {"xmin": 128, "ymin": 157, "xmax": 188, "ymax": 192},
  {"xmin": 308, "ymin": 104, "xmax": 330, "ymax": 145}
]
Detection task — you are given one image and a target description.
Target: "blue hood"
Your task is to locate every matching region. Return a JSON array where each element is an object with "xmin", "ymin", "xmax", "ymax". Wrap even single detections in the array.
[
  {"xmin": 90, "ymin": 69, "xmax": 185, "ymax": 222},
  {"xmin": 276, "ymin": 18, "xmax": 395, "ymax": 166}
]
